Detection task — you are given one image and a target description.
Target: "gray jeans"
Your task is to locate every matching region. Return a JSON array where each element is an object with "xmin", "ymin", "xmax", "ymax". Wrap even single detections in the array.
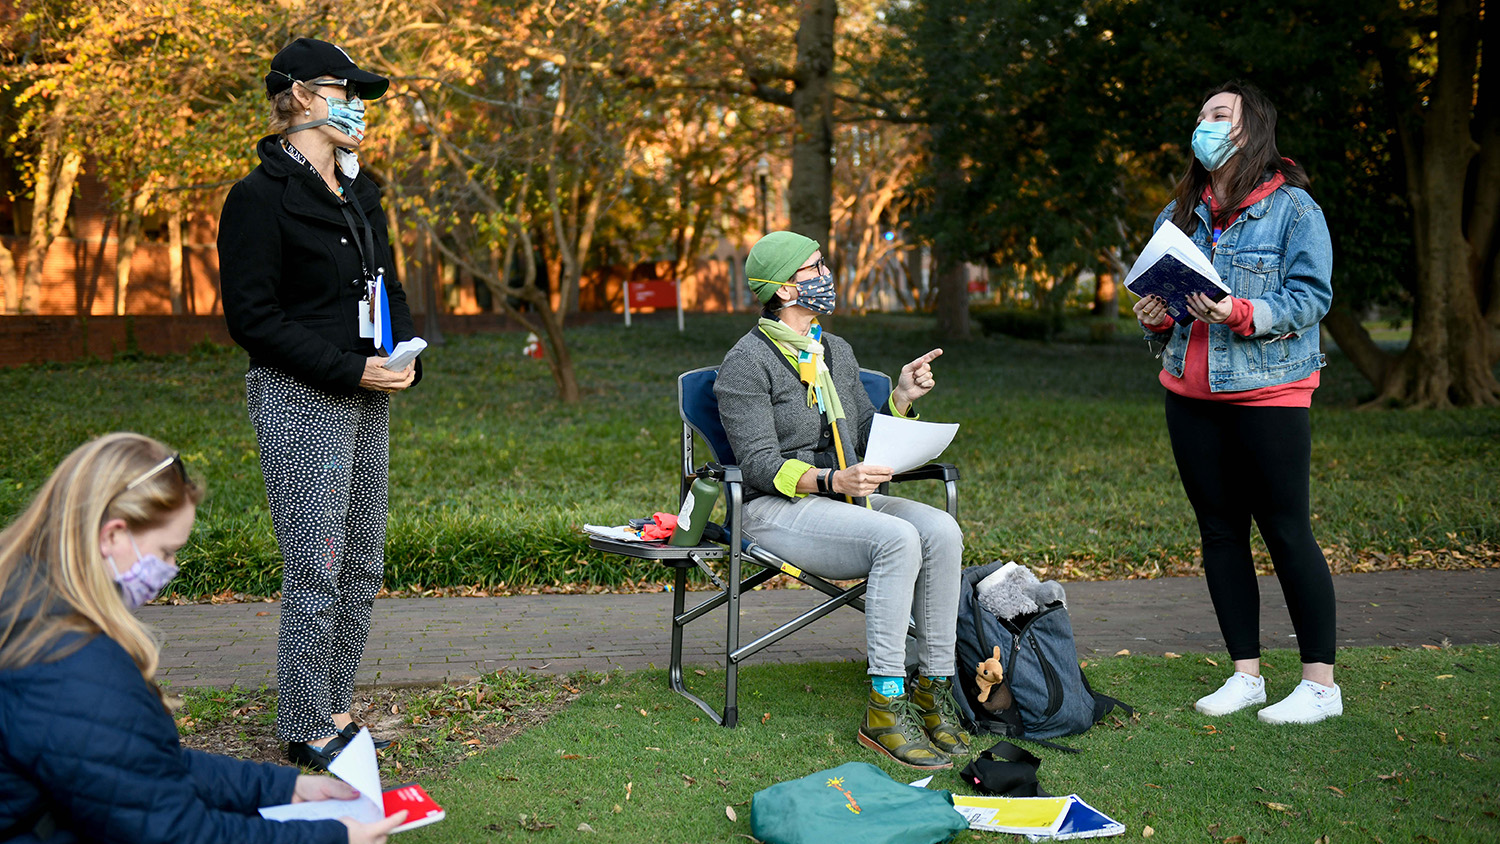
[{"xmin": 742, "ymin": 493, "xmax": 962, "ymax": 677}]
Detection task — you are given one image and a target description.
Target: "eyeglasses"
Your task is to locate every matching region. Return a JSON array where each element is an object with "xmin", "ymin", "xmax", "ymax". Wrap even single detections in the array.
[
  {"xmin": 794, "ymin": 259, "xmax": 830, "ymax": 278},
  {"xmin": 306, "ymin": 77, "xmax": 350, "ymax": 89},
  {"xmin": 124, "ymin": 452, "xmax": 187, "ymax": 493}
]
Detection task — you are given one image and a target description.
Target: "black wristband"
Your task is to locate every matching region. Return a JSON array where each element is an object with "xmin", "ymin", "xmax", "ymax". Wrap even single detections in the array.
[{"xmin": 818, "ymin": 469, "xmax": 832, "ymax": 494}]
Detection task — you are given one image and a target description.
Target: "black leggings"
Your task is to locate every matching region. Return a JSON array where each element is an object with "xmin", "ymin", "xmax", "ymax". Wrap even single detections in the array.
[{"xmin": 1164, "ymin": 391, "xmax": 1336, "ymax": 665}]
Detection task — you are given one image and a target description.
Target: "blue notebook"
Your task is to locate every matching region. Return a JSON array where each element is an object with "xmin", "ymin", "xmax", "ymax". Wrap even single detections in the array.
[
  {"xmin": 1124, "ymin": 222, "xmax": 1231, "ymax": 325},
  {"xmin": 1025, "ymin": 795, "xmax": 1125, "ymax": 841}
]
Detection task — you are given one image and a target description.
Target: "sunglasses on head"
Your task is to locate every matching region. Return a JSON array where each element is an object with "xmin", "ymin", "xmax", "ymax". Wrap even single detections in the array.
[{"xmin": 124, "ymin": 452, "xmax": 187, "ymax": 493}]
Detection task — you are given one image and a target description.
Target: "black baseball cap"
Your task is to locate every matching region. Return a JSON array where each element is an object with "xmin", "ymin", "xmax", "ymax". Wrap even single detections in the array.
[{"xmin": 265, "ymin": 37, "xmax": 389, "ymax": 100}]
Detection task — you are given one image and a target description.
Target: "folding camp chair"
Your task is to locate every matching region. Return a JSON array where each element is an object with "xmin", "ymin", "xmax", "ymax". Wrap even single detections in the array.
[{"xmin": 587, "ymin": 365, "xmax": 959, "ymax": 727}]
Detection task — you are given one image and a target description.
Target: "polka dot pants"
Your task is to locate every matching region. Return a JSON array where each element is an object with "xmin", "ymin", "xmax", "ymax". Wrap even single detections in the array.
[{"xmin": 246, "ymin": 366, "xmax": 390, "ymax": 743}]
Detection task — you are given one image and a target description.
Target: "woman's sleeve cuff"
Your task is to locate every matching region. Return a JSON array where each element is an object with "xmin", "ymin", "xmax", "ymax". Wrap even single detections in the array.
[
  {"xmin": 887, "ymin": 392, "xmax": 918, "ymax": 419},
  {"xmin": 775, "ymin": 459, "xmax": 815, "ymax": 498}
]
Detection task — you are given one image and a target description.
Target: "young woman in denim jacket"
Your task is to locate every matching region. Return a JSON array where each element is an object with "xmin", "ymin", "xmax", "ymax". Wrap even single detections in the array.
[{"xmin": 1134, "ymin": 82, "xmax": 1340, "ymax": 725}]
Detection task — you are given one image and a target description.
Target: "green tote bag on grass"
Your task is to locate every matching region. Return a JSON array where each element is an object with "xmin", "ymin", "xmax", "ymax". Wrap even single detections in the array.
[{"xmin": 750, "ymin": 762, "xmax": 969, "ymax": 844}]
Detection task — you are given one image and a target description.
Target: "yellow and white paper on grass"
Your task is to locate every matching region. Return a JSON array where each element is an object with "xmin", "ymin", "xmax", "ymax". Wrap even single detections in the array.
[{"xmin": 949, "ymin": 795, "xmax": 1074, "ymax": 835}]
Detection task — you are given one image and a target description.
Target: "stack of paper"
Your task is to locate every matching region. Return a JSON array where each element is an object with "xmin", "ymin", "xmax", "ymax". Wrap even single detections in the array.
[
  {"xmin": 1027, "ymin": 795, "xmax": 1126, "ymax": 840},
  {"xmin": 950, "ymin": 795, "xmax": 1074, "ymax": 835},
  {"xmin": 1124, "ymin": 222, "xmax": 1232, "ymax": 323},
  {"xmin": 863, "ymin": 414, "xmax": 959, "ymax": 475},
  {"xmin": 947, "ymin": 794, "xmax": 1123, "ymax": 839}
]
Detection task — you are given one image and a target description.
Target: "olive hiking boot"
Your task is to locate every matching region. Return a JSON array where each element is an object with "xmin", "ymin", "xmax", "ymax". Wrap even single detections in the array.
[
  {"xmin": 858, "ymin": 688, "xmax": 953, "ymax": 770},
  {"xmin": 912, "ymin": 675, "xmax": 971, "ymax": 756}
]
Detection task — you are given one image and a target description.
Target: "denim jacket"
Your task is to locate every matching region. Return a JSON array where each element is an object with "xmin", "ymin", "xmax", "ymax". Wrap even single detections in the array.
[{"xmin": 1150, "ymin": 185, "xmax": 1333, "ymax": 392}]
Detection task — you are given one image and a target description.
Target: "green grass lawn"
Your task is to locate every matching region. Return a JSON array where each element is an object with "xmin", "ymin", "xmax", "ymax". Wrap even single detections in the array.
[
  {"xmin": 2, "ymin": 313, "xmax": 1497, "ymax": 597},
  {"xmin": 364, "ymin": 645, "xmax": 1498, "ymax": 844}
]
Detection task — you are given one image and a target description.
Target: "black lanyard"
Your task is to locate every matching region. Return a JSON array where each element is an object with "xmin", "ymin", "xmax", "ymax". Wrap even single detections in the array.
[{"xmin": 339, "ymin": 200, "xmax": 378, "ymax": 285}]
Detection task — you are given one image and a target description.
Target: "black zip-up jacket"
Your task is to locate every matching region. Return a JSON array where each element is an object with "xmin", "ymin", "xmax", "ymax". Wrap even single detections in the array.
[{"xmin": 218, "ymin": 135, "xmax": 421, "ymax": 394}]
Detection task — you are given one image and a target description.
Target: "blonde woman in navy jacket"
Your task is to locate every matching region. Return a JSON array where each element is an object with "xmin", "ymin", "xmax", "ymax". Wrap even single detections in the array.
[
  {"xmin": 1135, "ymin": 81, "xmax": 1339, "ymax": 725},
  {"xmin": 0, "ymin": 434, "xmax": 406, "ymax": 843}
]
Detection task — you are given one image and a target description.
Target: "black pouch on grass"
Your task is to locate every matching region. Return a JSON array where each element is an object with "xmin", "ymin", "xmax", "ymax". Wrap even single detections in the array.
[
  {"xmin": 954, "ymin": 561, "xmax": 1132, "ymax": 746},
  {"xmin": 959, "ymin": 740, "xmax": 1048, "ymax": 797}
]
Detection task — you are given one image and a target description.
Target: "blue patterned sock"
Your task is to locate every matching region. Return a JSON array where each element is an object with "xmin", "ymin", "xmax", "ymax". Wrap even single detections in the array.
[
  {"xmin": 873, "ymin": 675, "xmax": 905, "ymax": 698},
  {"xmin": 927, "ymin": 676, "xmax": 948, "ymax": 684}
]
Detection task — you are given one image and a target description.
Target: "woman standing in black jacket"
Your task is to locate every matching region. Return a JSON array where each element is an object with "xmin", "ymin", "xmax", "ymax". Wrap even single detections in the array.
[{"xmin": 219, "ymin": 38, "xmax": 419, "ymax": 771}]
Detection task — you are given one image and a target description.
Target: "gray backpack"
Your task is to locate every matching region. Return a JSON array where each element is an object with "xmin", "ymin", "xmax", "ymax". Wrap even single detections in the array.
[{"xmin": 953, "ymin": 561, "xmax": 1130, "ymax": 747}]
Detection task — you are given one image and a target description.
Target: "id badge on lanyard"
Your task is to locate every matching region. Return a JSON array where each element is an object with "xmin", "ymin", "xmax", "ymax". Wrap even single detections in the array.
[{"xmin": 357, "ymin": 280, "xmax": 376, "ymax": 338}]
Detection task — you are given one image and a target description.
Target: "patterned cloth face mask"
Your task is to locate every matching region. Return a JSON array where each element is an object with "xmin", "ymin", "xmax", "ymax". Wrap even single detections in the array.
[
  {"xmin": 111, "ymin": 533, "xmax": 180, "ymax": 610},
  {"xmin": 793, "ymin": 264, "xmax": 837, "ymax": 315}
]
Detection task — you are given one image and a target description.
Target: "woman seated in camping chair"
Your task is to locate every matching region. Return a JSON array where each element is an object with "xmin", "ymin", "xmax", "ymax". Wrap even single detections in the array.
[{"xmin": 714, "ymin": 231, "xmax": 967, "ymax": 771}]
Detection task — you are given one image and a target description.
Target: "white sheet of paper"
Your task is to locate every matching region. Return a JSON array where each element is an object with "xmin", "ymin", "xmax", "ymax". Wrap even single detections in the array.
[
  {"xmin": 259, "ymin": 728, "xmax": 383, "ymax": 824},
  {"xmin": 862, "ymin": 414, "xmax": 959, "ymax": 475}
]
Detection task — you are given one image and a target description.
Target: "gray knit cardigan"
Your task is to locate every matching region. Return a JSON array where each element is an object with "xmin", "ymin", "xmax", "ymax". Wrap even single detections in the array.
[{"xmin": 714, "ymin": 327, "xmax": 886, "ymax": 500}]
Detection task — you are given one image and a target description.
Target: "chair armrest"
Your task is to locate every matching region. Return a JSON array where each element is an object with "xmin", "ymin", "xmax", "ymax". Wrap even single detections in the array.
[
  {"xmin": 889, "ymin": 462, "xmax": 960, "ymax": 484},
  {"xmin": 692, "ymin": 462, "xmax": 743, "ymax": 485}
]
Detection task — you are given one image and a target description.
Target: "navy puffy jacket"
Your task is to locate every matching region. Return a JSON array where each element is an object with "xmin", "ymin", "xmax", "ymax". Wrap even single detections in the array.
[{"xmin": 0, "ymin": 633, "xmax": 346, "ymax": 844}]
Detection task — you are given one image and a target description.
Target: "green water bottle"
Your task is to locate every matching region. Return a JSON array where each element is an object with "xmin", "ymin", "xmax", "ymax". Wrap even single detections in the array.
[{"xmin": 669, "ymin": 477, "xmax": 721, "ymax": 546}]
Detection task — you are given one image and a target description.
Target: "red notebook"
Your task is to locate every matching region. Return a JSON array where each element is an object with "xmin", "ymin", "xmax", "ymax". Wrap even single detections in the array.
[{"xmin": 384, "ymin": 783, "xmax": 445, "ymax": 832}]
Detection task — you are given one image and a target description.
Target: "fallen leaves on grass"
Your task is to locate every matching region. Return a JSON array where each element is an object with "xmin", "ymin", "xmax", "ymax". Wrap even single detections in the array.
[
  {"xmin": 1326, "ymin": 786, "xmax": 1345, "ymax": 797},
  {"xmin": 518, "ymin": 814, "xmax": 555, "ymax": 831},
  {"xmin": 1141, "ymin": 826, "xmax": 1154, "ymax": 837},
  {"xmin": 1164, "ymin": 652, "xmax": 1180, "ymax": 659},
  {"xmin": 761, "ymin": 713, "xmax": 771, "ymax": 724},
  {"xmin": 1204, "ymin": 657, "xmax": 1219, "ymax": 666},
  {"xmin": 1260, "ymin": 802, "xmax": 1294, "ymax": 814},
  {"xmin": 625, "ymin": 782, "xmax": 633, "ymax": 801},
  {"xmin": 1114, "ymin": 649, "xmax": 1131, "ymax": 656},
  {"xmin": 1223, "ymin": 837, "xmax": 1246, "ymax": 844},
  {"xmin": 577, "ymin": 822, "xmax": 596, "ymax": 832},
  {"xmin": 726, "ymin": 806, "xmax": 738, "ymax": 822}
]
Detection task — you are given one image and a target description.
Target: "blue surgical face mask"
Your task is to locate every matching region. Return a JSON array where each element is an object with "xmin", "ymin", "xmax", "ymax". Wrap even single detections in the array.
[
  {"xmin": 1192, "ymin": 120, "xmax": 1236, "ymax": 171},
  {"xmin": 284, "ymin": 82, "xmax": 368, "ymax": 143},
  {"xmin": 110, "ymin": 534, "xmax": 180, "ymax": 611},
  {"xmin": 793, "ymin": 267, "xmax": 836, "ymax": 315}
]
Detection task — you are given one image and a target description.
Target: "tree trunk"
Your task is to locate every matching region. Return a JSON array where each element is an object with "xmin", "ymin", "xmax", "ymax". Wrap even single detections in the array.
[
  {"xmin": 19, "ymin": 125, "xmax": 82, "ymax": 314},
  {"xmin": 1372, "ymin": 0, "xmax": 1499, "ymax": 407},
  {"xmin": 1471, "ymin": 0, "xmax": 1499, "ymax": 361},
  {"xmin": 1322, "ymin": 305, "xmax": 1391, "ymax": 390},
  {"xmin": 1092, "ymin": 271, "xmax": 1117, "ymax": 318},
  {"xmin": 167, "ymin": 209, "xmax": 184, "ymax": 315},
  {"xmin": 788, "ymin": 0, "xmax": 836, "ymax": 251},
  {"xmin": 0, "ymin": 242, "xmax": 17, "ymax": 312},
  {"xmin": 933, "ymin": 249, "xmax": 970, "ymax": 340},
  {"xmin": 114, "ymin": 191, "xmax": 150, "ymax": 316},
  {"xmin": 420, "ymin": 229, "xmax": 445, "ymax": 343}
]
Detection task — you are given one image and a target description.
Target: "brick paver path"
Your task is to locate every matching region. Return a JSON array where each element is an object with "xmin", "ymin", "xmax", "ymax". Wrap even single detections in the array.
[{"xmin": 140, "ymin": 569, "xmax": 1499, "ymax": 689}]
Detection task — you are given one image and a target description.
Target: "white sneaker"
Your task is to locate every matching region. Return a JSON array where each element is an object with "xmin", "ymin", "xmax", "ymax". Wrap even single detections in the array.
[
  {"xmin": 1194, "ymin": 672, "xmax": 1267, "ymax": 716},
  {"xmin": 1257, "ymin": 679, "xmax": 1343, "ymax": 725}
]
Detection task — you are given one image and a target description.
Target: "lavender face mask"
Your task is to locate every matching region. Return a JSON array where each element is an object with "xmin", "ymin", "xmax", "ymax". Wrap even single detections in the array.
[{"xmin": 112, "ymin": 535, "xmax": 179, "ymax": 610}]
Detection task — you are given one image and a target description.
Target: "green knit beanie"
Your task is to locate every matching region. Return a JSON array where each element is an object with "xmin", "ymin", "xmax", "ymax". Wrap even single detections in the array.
[{"xmin": 745, "ymin": 231, "xmax": 820, "ymax": 304}]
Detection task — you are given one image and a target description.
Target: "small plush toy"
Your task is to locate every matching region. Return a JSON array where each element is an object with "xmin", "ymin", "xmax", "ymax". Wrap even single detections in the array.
[
  {"xmin": 975, "ymin": 645, "xmax": 1013, "ymax": 712},
  {"xmin": 976, "ymin": 561, "xmax": 1067, "ymax": 621}
]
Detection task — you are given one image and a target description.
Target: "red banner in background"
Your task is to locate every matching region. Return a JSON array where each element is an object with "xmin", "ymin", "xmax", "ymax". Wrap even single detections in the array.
[
  {"xmin": 967, "ymin": 279, "xmax": 989, "ymax": 295},
  {"xmin": 627, "ymin": 280, "xmax": 679, "ymax": 309}
]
